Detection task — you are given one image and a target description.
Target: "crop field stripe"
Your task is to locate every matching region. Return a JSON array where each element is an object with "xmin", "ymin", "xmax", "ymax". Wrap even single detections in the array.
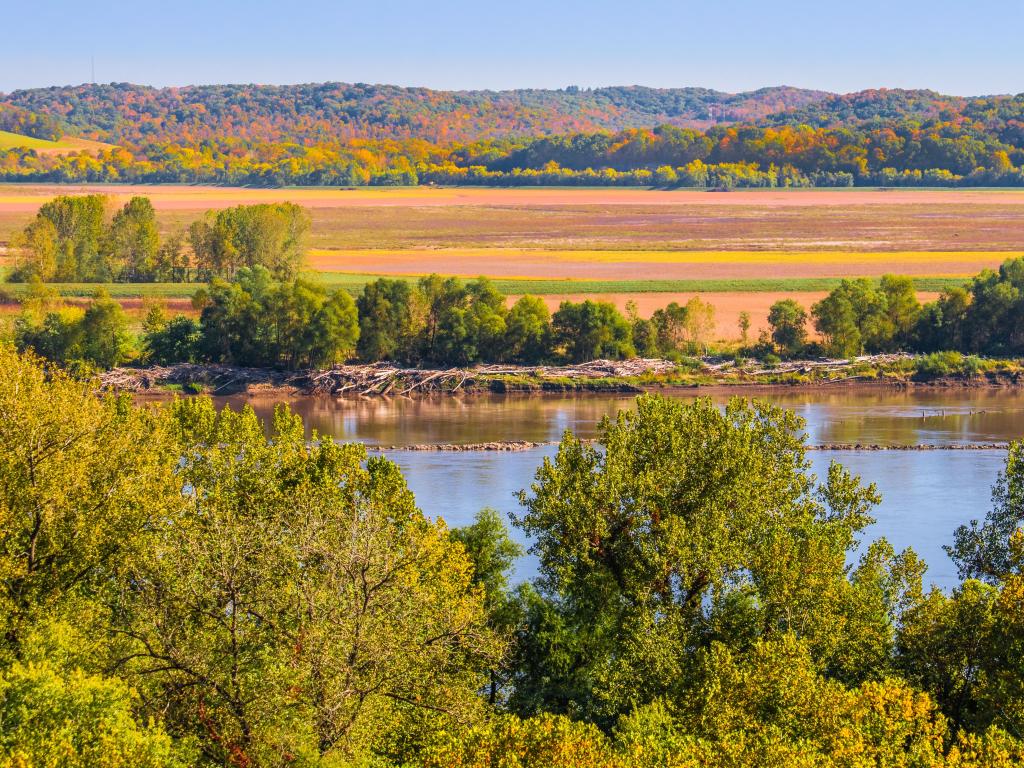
[
  {"xmin": 3, "ymin": 274, "xmax": 967, "ymax": 299},
  {"xmin": 308, "ymin": 247, "xmax": 1015, "ymax": 264}
]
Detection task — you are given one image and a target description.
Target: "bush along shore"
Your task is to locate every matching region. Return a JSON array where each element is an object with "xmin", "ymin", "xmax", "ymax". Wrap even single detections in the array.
[{"xmin": 102, "ymin": 353, "xmax": 1024, "ymax": 398}]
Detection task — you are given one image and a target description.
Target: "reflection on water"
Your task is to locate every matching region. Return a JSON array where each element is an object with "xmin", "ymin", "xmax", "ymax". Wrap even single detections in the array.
[
  {"xmin": 192, "ymin": 388, "xmax": 1024, "ymax": 591},
  {"xmin": 211, "ymin": 388, "xmax": 1024, "ymax": 447}
]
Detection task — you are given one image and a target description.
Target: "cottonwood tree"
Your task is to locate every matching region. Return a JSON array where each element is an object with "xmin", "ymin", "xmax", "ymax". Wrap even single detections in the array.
[
  {"xmin": 0, "ymin": 346, "xmax": 179, "ymax": 659},
  {"xmin": 512, "ymin": 394, "xmax": 918, "ymax": 723},
  {"xmin": 114, "ymin": 399, "xmax": 500, "ymax": 766}
]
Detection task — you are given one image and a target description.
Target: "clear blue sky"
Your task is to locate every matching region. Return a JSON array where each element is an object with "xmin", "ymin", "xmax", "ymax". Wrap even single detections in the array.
[{"xmin": 2, "ymin": 0, "xmax": 1021, "ymax": 95}]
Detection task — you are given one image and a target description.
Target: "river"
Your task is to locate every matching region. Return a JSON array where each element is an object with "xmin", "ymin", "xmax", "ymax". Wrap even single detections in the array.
[{"xmin": 206, "ymin": 388, "xmax": 1024, "ymax": 590}]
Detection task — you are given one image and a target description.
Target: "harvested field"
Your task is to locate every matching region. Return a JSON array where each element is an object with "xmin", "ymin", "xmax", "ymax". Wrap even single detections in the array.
[
  {"xmin": 0, "ymin": 186, "xmax": 1015, "ymax": 331},
  {"xmin": 308, "ymin": 248, "xmax": 1005, "ymax": 280},
  {"xmin": 4, "ymin": 185, "xmax": 1024, "ymax": 210},
  {"xmin": 2, "ymin": 186, "xmax": 1024, "ymax": 255}
]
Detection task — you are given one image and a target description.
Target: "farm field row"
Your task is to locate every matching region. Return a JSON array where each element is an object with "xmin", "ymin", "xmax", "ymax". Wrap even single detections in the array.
[
  {"xmin": 307, "ymin": 248, "xmax": 1007, "ymax": 280},
  {"xmin": 2, "ymin": 185, "xmax": 1024, "ymax": 253},
  {"xmin": 0, "ymin": 274, "xmax": 967, "ymax": 299}
]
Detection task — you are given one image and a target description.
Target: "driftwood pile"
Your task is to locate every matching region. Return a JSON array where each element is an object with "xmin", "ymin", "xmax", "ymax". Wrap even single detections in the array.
[
  {"xmin": 101, "ymin": 358, "xmax": 683, "ymax": 397},
  {"xmin": 712, "ymin": 353, "xmax": 915, "ymax": 377}
]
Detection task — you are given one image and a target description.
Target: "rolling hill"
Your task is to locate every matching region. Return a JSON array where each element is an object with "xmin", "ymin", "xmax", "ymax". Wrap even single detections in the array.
[
  {"xmin": 0, "ymin": 82, "xmax": 1022, "ymax": 187},
  {"xmin": 0, "ymin": 82, "xmax": 831, "ymax": 144}
]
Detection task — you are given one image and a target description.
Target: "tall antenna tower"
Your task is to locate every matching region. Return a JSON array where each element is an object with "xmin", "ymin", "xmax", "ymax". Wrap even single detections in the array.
[{"xmin": 91, "ymin": 56, "xmax": 95, "ymax": 84}]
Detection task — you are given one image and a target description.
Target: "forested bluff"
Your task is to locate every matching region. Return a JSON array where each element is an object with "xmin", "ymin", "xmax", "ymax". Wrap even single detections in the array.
[{"xmin": 2, "ymin": 83, "xmax": 1024, "ymax": 186}]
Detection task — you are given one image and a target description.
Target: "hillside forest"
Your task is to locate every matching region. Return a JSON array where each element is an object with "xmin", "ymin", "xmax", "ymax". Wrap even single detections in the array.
[{"xmin": 1, "ymin": 84, "xmax": 1023, "ymax": 186}]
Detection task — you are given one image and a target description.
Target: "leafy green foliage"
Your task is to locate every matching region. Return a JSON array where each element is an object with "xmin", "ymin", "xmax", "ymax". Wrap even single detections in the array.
[
  {"xmin": 190, "ymin": 266, "xmax": 359, "ymax": 368},
  {"xmin": 113, "ymin": 398, "xmax": 499, "ymax": 764},
  {"xmin": 948, "ymin": 441, "xmax": 1024, "ymax": 583},
  {"xmin": 0, "ymin": 346, "xmax": 178, "ymax": 658},
  {"xmin": 188, "ymin": 202, "xmax": 309, "ymax": 281},
  {"xmin": 0, "ymin": 346, "xmax": 1021, "ymax": 765},
  {"xmin": 552, "ymin": 300, "xmax": 634, "ymax": 363},
  {"xmin": 14, "ymin": 288, "xmax": 131, "ymax": 368},
  {"xmin": 10, "ymin": 197, "xmax": 309, "ymax": 284},
  {"xmin": 513, "ymin": 394, "xmax": 907, "ymax": 724},
  {"xmin": 0, "ymin": 659, "xmax": 190, "ymax": 768},
  {"xmin": 768, "ymin": 298, "xmax": 809, "ymax": 355}
]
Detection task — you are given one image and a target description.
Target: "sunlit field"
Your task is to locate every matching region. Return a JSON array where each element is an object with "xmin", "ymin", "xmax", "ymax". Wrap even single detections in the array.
[
  {"xmin": 1, "ymin": 185, "xmax": 1020, "ymax": 339},
  {"xmin": 0, "ymin": 132, "xmax": 114, "ymax": 155}
]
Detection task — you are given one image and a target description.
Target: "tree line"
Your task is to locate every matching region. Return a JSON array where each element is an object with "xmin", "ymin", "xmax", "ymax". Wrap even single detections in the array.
[
  {"xmin": 4, "ymin": 103, "xmax": 1024, "ymax": 187},
  {"xmin": 11, "ymin": 270, "xmax": 719, "ymax": 371},
  {"xmin": 9, "ymin": 194, "xmax": 309, "ymax": 283},
  {"xmin": 15, "ymin": 256, "xmax": 1024, "ymax": 374},
  {"xmin": 759, "ymin": 256, "xmax": 1024, "ymax": 361},
  {"xmin": 2, "ymin": 347, "xmax": 1024, "ymax": 765}
]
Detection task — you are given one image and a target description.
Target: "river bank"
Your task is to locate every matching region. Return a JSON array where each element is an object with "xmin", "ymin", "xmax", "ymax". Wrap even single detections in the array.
[{"xmin": 104, "ymin": 354, "xmax": 1024, "ymax": 398}]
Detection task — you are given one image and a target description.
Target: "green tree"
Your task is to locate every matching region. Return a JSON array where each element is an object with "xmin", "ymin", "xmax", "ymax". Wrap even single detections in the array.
[
  {"xmin": 880, "ymin": 273, "xmax": 922, "ymax": 349},
  {"xmin": 898, "ymin": 580, "xmax": 1000, "ymax": 731},
  {"xmin": 13, "ymin": 306, "xmax": 84, "ymax": 365},
  {"xmin": 430, "ymin": 277, "xmax": 508, "ymax": 365},
  {"xmin": 917, "ymin": 286, "xmax": 971, "ymax": 352},
  {"xmin": 812, "ymin": 278, "xmax": 890, "ymax": 356},
  {"xmin": 767, "ymin": 298, "xmax": 808, "ymax": 356},
  {"xmin": 504, "ymin": 295, "xmax": 552, "ymax": 363},
  {"xmin": 143, "ymin": 314, "xmax": 201, "ymax": 365},
  {"xmin": 107, "ymin": 196, "xmax": 159, "ymax": 281},
  {"xmin": 513, "ymin": 395, "xmax": 894, "ymax": 723},
  {"xmin": 35, "ymin": 194, "xmax": 108, "ymax": 282},
  {"xmin": 79, "ymin": 289, "xmax": 131, "ymax": 368},
  {"xmin": 552, "ymin": 300, "xmax": 634, "ymax": 362},
  {"xmin": 152, "ymin": 229, "xmax": 191, "ymax": 282},
  {"xmin": 0, "ymin": 346, "xmax": 179, "ymax": 658},
  {"xmin": 190, "ymin": 203, "xmax": 309, "ymax": 280},
  {"xmin": 738, "ymin": 310, "xmax": 751, "ymax": 346},
  {"xmin": 356, "ymin": 278, "xmax": 418, "ymax": 362},
  {"xmin": 948, "ymin": 441, "xmax": 1024, "ymax": 583},
  {"xmin": 452, "ymin": 508, "xmax": 524, "ymax": 704},
  {"xmin": 115, "ymin": 400, "xmax": 500, "ymax": 765},
  {"xmin": 9, "ymin": 217, "xmax": 58, "ymax": 282},
  {"xmin": 416, "ymin": 274, "xmax": 467, "ymax": 364}
]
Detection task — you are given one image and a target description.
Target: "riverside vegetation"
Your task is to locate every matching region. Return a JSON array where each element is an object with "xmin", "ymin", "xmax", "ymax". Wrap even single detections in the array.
[{"xmin": 4, "ymin": 344, "xmax": 1024, "ymax": 766}]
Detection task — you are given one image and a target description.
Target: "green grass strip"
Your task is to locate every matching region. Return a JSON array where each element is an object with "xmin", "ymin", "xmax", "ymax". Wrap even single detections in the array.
[{"xmin": 0, "ymin": 274, "xmax": 968, "ymax": 299}]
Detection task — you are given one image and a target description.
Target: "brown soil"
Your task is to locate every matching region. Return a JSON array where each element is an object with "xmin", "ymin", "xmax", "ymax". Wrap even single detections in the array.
[{"xmin": 4, "ymin": 185, "xmax": 1024, "ymax": 211}]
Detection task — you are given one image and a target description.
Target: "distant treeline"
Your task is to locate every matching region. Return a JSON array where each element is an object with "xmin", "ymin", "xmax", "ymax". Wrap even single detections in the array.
[
  {"xmin": 9, "ymin": 194, "xmax": 309, "ymax": 283},
  {"xmin": 757, "ymin": 256, "xmax": 1024, "ymax": 363},
  {"xmin": 1, "ymin": 91, "xmax": 1024, "ymax": 185},
  {"xmin": 16, "ymin": 255, "xmax": 1024, "ymax": 374},
  {"xmin": 2, "ymin": 124, "xmax": 1022, "ymax": 187},
  {"xmin": 11, "ymin": 270, "xmax": 718, "ymax": 371}
]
